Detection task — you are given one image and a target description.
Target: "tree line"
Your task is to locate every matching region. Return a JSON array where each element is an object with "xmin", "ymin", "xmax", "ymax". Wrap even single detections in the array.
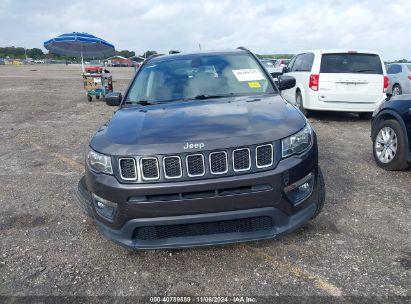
[
  {"xmin": 2, "ymin": 47, "xmax": 407, "ymax": 63},
  {"xmin": 0, "ymin": 47, "xmax": 45, "ymax": 59},
  {"xmin": 0, "ymin": 46, "xmax": 158, "ymax": 61},
  {"xmin": 256, "ymin": 54, "xmax": 294, "ymax": 59}
]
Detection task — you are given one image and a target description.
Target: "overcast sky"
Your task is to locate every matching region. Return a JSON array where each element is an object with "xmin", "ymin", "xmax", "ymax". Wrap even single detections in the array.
[{"xmin": 1, "ymin": 0, "xmax": 409, "ymax": 60}]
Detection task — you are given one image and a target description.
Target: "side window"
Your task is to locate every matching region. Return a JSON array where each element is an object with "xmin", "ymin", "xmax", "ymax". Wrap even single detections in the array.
[
  {"xmin": 291, "ymin": 55, "xmax": 303, "ymax": 72},
  {"xmin": 300, "ymin": 53, "xmax": 314, "ymax": 71},
  {"xmin": 287, "ymin": 56, "xmax": 296, "ymax": 72},
  {"xmin": 387, "ymin": 64, "xmax": 401, "ymax": 74}
]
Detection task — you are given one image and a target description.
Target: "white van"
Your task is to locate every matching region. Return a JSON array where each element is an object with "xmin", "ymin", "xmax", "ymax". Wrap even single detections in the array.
[{"xmin": 281, "ymin": 50, "xmax": 388, "ymax": 118}]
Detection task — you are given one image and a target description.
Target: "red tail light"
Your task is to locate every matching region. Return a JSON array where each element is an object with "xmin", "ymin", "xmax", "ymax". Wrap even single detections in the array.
[
  {"xmin": 383, "ymin": 76, "xmax": 389, "ymax": 92},
  {"xmin": 309, "ymin": 74, "xmax": 319, "ymax": 91},
  {"xmin": 408, "ymin": 76, "xmax": 411, "ymax": 80}
]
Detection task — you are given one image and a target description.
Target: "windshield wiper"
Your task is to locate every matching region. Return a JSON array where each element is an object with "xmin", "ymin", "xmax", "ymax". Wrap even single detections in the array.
[
  {"xmin": 192, "ymin": 93, "xmax": 235, "ymax": 100},
  {"xmin": 126, "ymin": 100, "xmax": 158, "ymax": 105}
]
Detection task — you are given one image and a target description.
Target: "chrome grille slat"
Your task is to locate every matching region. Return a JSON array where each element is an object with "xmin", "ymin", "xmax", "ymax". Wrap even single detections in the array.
[
  {"xmin": 186, "ymin": 154, "xmax": 205, "ymax": 177},
  {"xmin": 232, "ymin": 148, "xmax": 251, "ymax": 172},
  {"xmin": 163, "ymin": 156, "xmax": 182, "ymax": 179},
  {"xmin": 140, "ymin": 157, "xmax": 160, "ymax": 180},
  {"xmin": 256, "ymin": 144, "xmax": 273, "ymax": 168},
  {"xmin": 209, "ymin": 151, "xmax": 228, "ymax": 174},
  {"xmin": 119, "ymin": 158, "xmax": 137, "ymax": 180}
]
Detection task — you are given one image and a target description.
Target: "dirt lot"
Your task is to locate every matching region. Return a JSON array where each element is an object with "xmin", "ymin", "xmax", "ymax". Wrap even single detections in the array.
[{"xmin": 0, "ymin": 65, "xmax": 410, "ymax": 300}]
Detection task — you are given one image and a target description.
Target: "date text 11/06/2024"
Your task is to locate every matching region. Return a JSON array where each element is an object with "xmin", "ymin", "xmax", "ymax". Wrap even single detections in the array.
[{"xmin": 149, "ymin": 296, "xmax": 257, "ymax": 303}]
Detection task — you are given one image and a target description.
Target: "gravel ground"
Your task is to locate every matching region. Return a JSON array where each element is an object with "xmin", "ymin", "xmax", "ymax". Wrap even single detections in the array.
[{"xmin": 0, "ymin": 65, "xmax": 410, "ymax": 300}]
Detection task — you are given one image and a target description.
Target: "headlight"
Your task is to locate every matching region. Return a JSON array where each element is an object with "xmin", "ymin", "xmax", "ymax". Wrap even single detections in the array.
[
  {"xmin": 87, "ymin": 149, "xmax": 113, "ymax": 174},
  {"xmin": 282, "ymin": 123, "xmax": 313, "ymax": 158}
]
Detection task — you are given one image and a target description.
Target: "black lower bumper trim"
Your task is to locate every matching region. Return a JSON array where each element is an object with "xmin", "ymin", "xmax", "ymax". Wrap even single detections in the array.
[
  {"xmin": 135, "ymin": 216, "xmax": 274, "ymax": 241},
  {"xmin": 92, "ymin": 205, "xmax": 316, "ymax": 250}
]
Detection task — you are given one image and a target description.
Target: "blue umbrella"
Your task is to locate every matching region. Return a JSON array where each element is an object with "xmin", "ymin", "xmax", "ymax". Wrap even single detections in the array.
[{"xmin": 44, "ymin": 32, "xmax": 116, "ymax": 70}]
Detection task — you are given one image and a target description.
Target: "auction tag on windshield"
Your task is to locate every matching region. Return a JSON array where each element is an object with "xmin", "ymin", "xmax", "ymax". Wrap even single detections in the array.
[
  {"xmin": 248, "ymin": 81, "xmax": 261, "ymax": 88},
  {"xmin": 232, "ymin": 69, "xmax": 264, "ymax": 82}
]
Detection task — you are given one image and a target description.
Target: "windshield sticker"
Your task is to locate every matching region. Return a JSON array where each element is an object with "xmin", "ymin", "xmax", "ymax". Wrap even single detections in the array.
[
  {"xmin": 248, "ymin": 81, "xmax": 261, "ymax": 88},
  {"xmin": 232, "ymin": 69, "xmax": 264, "ymax": 82}
]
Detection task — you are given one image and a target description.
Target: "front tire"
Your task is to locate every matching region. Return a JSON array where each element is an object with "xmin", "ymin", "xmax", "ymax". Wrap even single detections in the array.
[
  {"xmin": 87, "ymin": 95, "xmax": 92, "ymax": 102},
  {"xmin": 295, "ymin": 91, "xmax": 309, "ymax": 117},
  {"xmin": 311, "ymin": 167, "xmax": 326, "ymax": 219},
  {"xmin": 372, "ymin": 119, "xmax": 409, "ymax": 170},
  {"xmin": 75, "ymin": 177, "xmax": 93, "ymax": 218}
]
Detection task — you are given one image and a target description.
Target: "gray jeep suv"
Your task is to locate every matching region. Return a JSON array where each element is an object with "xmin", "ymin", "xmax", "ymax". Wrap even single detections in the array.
[{"xmin": 76, "ymin": 48, "xmax": 325, "ymax": 249}]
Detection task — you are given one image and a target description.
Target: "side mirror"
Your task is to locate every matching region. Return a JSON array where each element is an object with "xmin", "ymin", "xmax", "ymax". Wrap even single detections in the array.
[
  {"xmin": 386, "ymin": 92, "xmax": 392, "ymax": 99},
  {"xmin": 270, "ymin": 72, "xmax": 279, "ymax": 78},
  {"xmin": 277, "ymin": 75, "xmax": 296, "ymax": 91},
  {"xmin": 105, "ymin": 92, "xmax": 122, "ymax": 106}
]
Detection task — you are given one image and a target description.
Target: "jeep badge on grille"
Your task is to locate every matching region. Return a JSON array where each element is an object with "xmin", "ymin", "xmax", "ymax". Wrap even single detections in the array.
[{"xmin": 183, "ymin": 142, "xmax": 205, "ymax": 150}]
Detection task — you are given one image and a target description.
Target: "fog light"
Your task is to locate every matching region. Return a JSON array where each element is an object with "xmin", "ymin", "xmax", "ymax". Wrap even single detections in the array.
[
  {"xmin": 92, "ymin": 193, "xmax": 117, "ymax": 220},
  {"xmin": 284, "ymin": 172, "xmax": 315, "ymax": 205}
]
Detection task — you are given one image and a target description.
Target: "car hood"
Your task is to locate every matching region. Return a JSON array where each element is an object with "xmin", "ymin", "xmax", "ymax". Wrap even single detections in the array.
[{"xmin": 90, "ymin": 95, "xmax": 306, "ymax": 155}]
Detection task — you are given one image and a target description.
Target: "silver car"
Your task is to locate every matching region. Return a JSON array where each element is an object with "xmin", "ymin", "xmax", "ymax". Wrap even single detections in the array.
[
  {"xmin": 386, "ymin": 63, "xmax": 411, "ymax": 95},
  {"xmin": 261, "ymin": 59, "xmax": 277, "ymax": 74}
]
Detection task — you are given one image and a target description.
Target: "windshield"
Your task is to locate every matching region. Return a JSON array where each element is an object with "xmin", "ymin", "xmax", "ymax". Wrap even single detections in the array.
[{"xmin": 125, "ymin": 53, "xmax": 276, "ymax": 104}]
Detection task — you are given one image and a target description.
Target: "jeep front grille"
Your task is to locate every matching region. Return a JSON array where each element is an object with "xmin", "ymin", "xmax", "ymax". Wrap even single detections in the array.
[{"xmin": 117, "ymin": 142, "xmax": 276, "ymax": 183}]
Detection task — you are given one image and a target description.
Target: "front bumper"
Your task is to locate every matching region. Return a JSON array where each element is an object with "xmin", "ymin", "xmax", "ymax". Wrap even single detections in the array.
[{"xmin": 76, "ymin": 144, "xmax": 321, "ymax": 249}]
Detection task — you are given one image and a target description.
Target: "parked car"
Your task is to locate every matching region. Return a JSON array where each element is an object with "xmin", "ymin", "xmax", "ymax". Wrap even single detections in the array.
[
  {"xmin": 269, "ymin": 59, "xmax": 291, "ymax": 78},
  {"xmin": 281, "ymin": 50, "xmax": 388, "ymax": 118},
  {"xmin": 260, "ymin": 59, "xmax": 277, "ymax": 74},
  {"xmin": 386, "ymin": 63, "xmax": 411, "ymax": 96},
  {"xmin": 371, "ymin": 95, "xmax": 411, "ymax": 170},
  {"xmin": 275, "ymin": 59, "xmax": 291, "ymax": 68},
  {"xmin": 75, "ymin": 48, "xmax": 326, "ymax": 249}
]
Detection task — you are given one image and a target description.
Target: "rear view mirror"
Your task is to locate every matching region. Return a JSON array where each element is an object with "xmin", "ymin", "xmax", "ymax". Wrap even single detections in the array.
[
  {"xmin": 105, "ymin": 92, "xmax": 122, "ymax": 106},
  {"xmin": 277, "ymin": 75, "xmax": 296, "ymax": 91}
]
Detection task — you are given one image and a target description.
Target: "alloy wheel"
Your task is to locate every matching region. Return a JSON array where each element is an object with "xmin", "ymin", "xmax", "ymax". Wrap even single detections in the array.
[{"xmin": 375, "ymin": 127, "xmax": 398, "ymax": 163}]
